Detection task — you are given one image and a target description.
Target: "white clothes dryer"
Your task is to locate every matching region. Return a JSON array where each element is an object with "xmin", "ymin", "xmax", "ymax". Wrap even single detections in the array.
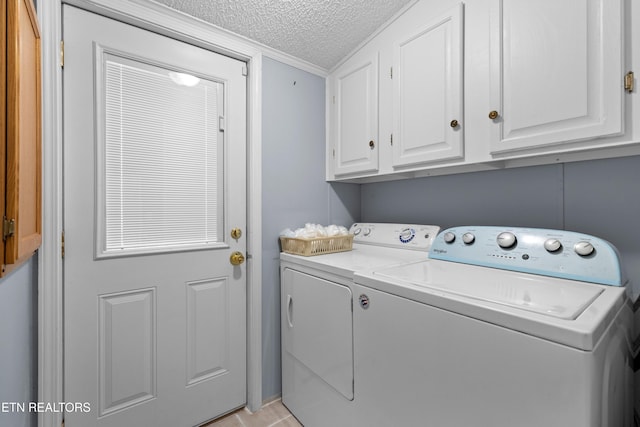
[
  {"xmin": 353, "ymin": 226, "xmax": 633, "ymax": 427},
  {"xmin": 280, "ymin": 223, "xmax": 440, "ymax": 427}
]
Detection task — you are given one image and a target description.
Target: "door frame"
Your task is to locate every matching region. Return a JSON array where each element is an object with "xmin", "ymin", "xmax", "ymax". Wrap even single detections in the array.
[{"xmin": 36, "ymin": 1, "xmax": 307, "ymax": 425}]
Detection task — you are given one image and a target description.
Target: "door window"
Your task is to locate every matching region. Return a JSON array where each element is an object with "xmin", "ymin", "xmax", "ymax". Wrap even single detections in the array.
[{"xmin": 98, "ymin": 54, "xmax": 225, "ymax": 257}]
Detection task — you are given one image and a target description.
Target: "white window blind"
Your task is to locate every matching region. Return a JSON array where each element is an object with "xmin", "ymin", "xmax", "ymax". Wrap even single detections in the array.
[{"xmin": 104, "ymin": 58, "xmax": 223, "ymax": 253}]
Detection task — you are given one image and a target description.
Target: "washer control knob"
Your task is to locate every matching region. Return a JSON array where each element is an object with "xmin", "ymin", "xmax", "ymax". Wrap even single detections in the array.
[
  {"xmin": 544, "ymin": 238, "xmax": 562, "ymax": 253},
  {"xmin": 574, "ymin": 241, "xmax": 595, "ymax": 257},
  {"xmin": 443, "ymin": 232, "xmax": 456, "ymax": 244},
  {"xmin": 497, "ymin": 232, "xmax": 517, "ymax": 249},
  {"xmin": 353, "ymin": 228, "xmax": 361, "ymax": 236},
  {"xmin": 363, "ymin": 228, "xmax": 372, "ymax": 236},
  {"xmin": 462, "ymin": 232, "xmax": 475, "ymax": 245}
]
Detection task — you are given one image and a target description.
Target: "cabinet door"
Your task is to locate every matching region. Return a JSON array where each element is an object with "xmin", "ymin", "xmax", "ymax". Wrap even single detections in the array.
[
  {"xmin": 489, "ymin": 0, "xmax": 623, "ymax": 154},
  {"xmin": 4, "ymin": 0, "xmax": 42, "ymax": 269},
  {"xmin": 392, "ymin": 3, "xmax": 464, "ymax": 168},
  {"xmin": 333, "ymin": 53, "xmax": 379, "ymax": 176},
  {"xmin": 0, "ymin": 1, "xmax": 6, "ymax": 270}
]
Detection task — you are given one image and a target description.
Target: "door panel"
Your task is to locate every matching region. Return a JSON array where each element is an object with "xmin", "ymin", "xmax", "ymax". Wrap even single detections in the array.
[
  {"xmin": 98, "ymin": 289, "xmax": 156, "ymax": 416},
  {"xmin": 186, "ymin": 278, "xmax": 230, "ymax": 385},
  {"xmin": 63, "ymin": 6, "xmax": 247, "ymax": 426}
]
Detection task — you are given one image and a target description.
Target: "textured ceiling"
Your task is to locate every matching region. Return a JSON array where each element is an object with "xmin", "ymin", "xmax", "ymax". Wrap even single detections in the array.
[{"xmin": 151, "ymin": 0, "xmax": 414, "ymax": 70}]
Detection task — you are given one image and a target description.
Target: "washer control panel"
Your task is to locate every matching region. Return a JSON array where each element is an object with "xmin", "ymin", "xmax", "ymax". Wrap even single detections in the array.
[
  {"xmin": 430, "ymin": 226, "xmax": 625, "ymax": 286},
  {"xmin": 350, "ymin": 223, "xmax": 440, "ymax": 251}
]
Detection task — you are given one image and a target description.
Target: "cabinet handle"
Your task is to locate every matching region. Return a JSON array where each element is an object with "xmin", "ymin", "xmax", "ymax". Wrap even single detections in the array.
[
  {"xmin": 369, "ymin": 140, "xmax": 375, "ymax": 148},
  {"xmin": 488, "ymin": 110, "xmax": 499, "ymax": 120},
  {"xmin": 450, "ymin": 119, "xmax": 459, "ymax": 128}
]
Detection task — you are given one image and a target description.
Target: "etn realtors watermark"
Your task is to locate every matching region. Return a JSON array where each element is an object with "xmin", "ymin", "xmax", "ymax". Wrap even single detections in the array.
[{"xmin": 1, "ymin": 402, "xmax": 91, "ymax": 413}]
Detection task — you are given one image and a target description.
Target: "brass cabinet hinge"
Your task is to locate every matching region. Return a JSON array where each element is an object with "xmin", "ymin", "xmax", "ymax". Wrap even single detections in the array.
[
  {"xmin": 390, "ymin": 67, "xmax": 393, "ymax": 79},
  {"xmin": 61, "ymin": 231, "xmax": 65, "ymax": 259},
  {"xmin": 60, "ymin": 40, "xmax": 64, "ymax": 68},
  {"xmin": 625, "ymin": 71, "xmax": 634, "ymax": 93},
  {"xmin": 332, "ymin": 148, "xmax": 336, "ymax": 158},
  {"xmin": 390, "ymin": 134, "xmax": 393, "ymax": 146},
  {"xmin": 3, "ymin": 217, "xmax": 15, "ymax": 241}
]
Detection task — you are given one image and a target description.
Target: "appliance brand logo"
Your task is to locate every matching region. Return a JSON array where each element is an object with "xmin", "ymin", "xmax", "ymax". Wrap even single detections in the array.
[{"xmin": 433, "ymin": 248, "xmax": 448, "ymax": 254}]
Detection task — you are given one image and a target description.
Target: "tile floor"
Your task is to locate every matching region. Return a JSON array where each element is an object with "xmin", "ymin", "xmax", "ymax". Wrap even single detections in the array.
[{"xmin": 202, "ymin": 399, "xmax": 302, "ymax": 427}]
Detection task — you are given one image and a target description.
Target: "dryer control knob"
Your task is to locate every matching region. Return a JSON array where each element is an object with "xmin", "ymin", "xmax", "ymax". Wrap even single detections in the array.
[
  {"xmin": 363, "ymin": 228, "xmax": 372, "ymax": 236},
  {"xmin": 399, "ymin": 228, "xmax": 416, "ymax": 243},
  {"xmin": 443, "ymin": 232, "xmax": 456, "ymax": 244},
  {"xmin": 497, "ymin": 232, "xmax": 517, "ymax": 249},
  {"xmin": 462, "ymin": 232, "xmax": 475, "ymax": 245},
  {"xmin": 544, "ymin": 238, "xmax": 562, "ymax": 253},
  {"xmin": 574, "ymin": 241, "xmax": 595, "ymax": 257}
]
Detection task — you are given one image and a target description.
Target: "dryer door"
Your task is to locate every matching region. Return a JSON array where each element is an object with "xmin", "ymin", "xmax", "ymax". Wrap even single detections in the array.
[{"xmin": 282, "ymin": 268, "xmax": 354, "ymax": 400}]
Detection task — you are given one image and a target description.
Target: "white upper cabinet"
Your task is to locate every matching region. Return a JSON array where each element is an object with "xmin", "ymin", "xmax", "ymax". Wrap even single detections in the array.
[
  {"xmin": 488, "ymin": 0, "xmax": 624, "ymax": 154},
  {"xmin": 332, "ymin": 52, "xmax": 379, "ymax": 176},
  {"xmin": 392, "ymin": 3, "xmax": 464, "ymax": 168},
  {"xmin": 327, "ymin": 0, "xmax": 637, "ymax": 182}
]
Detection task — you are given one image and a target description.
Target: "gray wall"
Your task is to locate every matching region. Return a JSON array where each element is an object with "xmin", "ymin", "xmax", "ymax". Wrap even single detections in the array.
[
  {"xmin": 361, "ymin": 156, "xmax": 640, "ymax": 299},
  {"xmin": 0, "ymin": 256, "xmax": 38, "ymax": 427},
  {"xmin": 261, "ymin": 57, "xmax": 359, "ymax": 400}
]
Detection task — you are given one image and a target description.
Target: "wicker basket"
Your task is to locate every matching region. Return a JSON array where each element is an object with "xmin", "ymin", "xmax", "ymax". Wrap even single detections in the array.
[{"xmin": 280, "ymin": 234, "xmax": 354, "ymax": 256}]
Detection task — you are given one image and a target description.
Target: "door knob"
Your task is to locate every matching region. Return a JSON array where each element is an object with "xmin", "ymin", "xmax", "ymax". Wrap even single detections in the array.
[
  {"xmin": 231, "ymin": 228, "xmax": 242, "ymax": 240},
  {"xmin": 230, "ymin": 251, "xmax": 245, "ymax": 266},
  {"xmin": 488, "ymin": 110, "xmax": 499, "ymax": 120},
  {"xmin": 369, "ymin": 140, "xmax": 375, "ymax": 148},
  {"xmin": 450, "ymin": 119, "xmax": 459, "ymax": 128}
]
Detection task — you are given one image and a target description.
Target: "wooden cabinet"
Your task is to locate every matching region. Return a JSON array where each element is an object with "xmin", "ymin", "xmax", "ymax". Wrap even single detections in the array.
[
  {"xmin": 331, "ymin": 52, "xmax": 379, "ymax": 176},
  {"xmin": 488, "ymin": 0, "xmax": 624, "ymax": 154},
  {"xmin": 392, "ymin": 3, "xmax": 464, "ymax": 168},
  {"xmin": 1, "ymin": 0, "xmax": 42, "ymax": 276}
]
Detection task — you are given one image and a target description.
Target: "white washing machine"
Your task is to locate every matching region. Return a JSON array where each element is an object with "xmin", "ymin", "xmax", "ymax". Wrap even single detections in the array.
[
  {"xmin": 353, "ymin": 226, "xmax": 633, "ymax": 427},
  {"xmin": 280, "ymin": 223, "xmax": 441, "ymax": 427}
]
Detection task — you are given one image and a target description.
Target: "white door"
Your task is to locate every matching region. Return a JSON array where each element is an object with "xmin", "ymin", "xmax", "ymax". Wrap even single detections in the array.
[
  {"xmin": 391, "ymin": 3, "xmax": 464, "ymax": 168},
  {"xmin": 332, "ymin": 52, "xmax": 379, "ymax": 176},
  {"xmin": 489, "ymin": 0, "xmax": 623, "ymax": 154},
  {"xmin": 63, "ymin": 6, "xmax": 247, "ymax": 427}
]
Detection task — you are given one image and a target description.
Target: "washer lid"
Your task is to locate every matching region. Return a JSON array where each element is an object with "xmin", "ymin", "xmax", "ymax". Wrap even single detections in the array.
[
  {"xmin": 355, "ymin": 260, "xmax": 627, "ymax": 350},
  {"xmin": 373, "ymin": 260, "xmax": 603, "ymax": 320}
]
